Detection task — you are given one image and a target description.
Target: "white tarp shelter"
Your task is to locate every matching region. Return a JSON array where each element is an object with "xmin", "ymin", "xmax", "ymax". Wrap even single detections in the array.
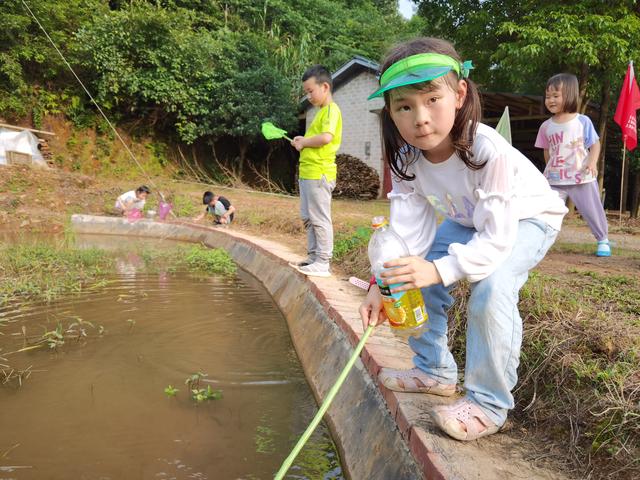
[{"xmin": 0, "ymin": 127, "xmax": 46, "ymax": 166}]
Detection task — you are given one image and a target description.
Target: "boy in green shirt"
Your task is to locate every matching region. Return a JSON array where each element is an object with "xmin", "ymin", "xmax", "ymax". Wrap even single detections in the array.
[{"xmin": 290, "ymin": 65, "xmax": 342, "ymax": 277}]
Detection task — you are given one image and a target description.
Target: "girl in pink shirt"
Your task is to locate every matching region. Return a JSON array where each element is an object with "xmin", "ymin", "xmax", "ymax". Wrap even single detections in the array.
[{"xmin": 535, "ymin": 73, "xmax": 610, "ymax": 257}]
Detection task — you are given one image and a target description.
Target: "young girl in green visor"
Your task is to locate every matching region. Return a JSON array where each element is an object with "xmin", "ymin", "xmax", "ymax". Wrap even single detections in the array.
[{"xmin": 359, "ymin": 37, "xmax": 567, "ymax": 441}]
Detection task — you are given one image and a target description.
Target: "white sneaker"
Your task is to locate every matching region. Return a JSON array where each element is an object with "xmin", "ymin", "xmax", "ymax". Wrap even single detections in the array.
[
  {"xmin": 288, "ymin": 258, "xmax": 314, "ymax": 268},
  {"xmin": 296, "ymin": 262, "xmax": 331, "ymax": 278},
  {"xmin": 596, "ymin": 240, "xmax": 611, "ymax": 257}
]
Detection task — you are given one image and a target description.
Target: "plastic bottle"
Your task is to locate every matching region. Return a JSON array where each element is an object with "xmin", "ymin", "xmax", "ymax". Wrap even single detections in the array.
[{"xmin": 368, "ymin": 216, "xmax": 428, "ymax": 338}]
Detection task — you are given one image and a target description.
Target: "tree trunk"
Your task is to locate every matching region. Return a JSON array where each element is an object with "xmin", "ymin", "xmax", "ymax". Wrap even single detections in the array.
[
  {"xmin": 597, "ymin": 129, "xmax": 608, "ymax": 196},
  {"xmin": 237, "ymin": 138, "xmax": 248, "ymax": 179},
  {"xmin": 578, "ymin": 63, "xmax": 589, "ymax": 113},
  {"xmin": 567, "ymin": 65, "xmax": 589, "ymax": 215},
  {"xmin": 265, "ymin": 144, "xmax": 273, "ymax": 182},
  {"xmin": 630, "ymin": 169, "xmax": 640, "ymax": 218},
  {"xmin": 596, "ymin": 76, "xmax": 611, "ymax": 195}
]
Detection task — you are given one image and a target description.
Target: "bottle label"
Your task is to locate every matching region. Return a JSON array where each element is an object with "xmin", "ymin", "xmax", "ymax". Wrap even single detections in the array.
[
  {"xmin": 376, "ymin": 277, "xmax": 428, "ymax": 330},
  {"xmin": 376, "ymin": 279, "xmax": 403, "ymax": 300}
]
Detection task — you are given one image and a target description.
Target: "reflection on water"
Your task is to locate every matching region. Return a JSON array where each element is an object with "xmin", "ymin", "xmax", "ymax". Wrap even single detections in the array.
[{"xmin": 0, "ymin": 236, "xmax": 343, "ymax": 480}]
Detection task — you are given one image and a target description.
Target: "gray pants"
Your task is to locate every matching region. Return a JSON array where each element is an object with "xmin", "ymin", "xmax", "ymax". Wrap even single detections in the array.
[
  {"xmin": 299, "ymin": 177, "xmax": 335, "ymax": 264},
  {"xmin": 553, "ymin": 181, "xmax": 608, "ymax": 241}
]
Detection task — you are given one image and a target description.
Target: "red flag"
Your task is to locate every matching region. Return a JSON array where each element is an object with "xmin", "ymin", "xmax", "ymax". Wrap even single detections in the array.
[{"xmin": 614, "ymin": 62, "xmax": 640, "ymax": 151}]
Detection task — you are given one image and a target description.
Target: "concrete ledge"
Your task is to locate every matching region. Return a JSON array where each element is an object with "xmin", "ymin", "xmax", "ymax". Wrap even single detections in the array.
[{"xmin": 71, "ymin": 215, "xmax": 570, "ymax": 480}]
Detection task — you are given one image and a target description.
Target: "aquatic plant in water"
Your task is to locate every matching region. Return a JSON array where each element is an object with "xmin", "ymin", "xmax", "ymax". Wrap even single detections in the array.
[
  {"xmin": 42, "ymin": 324, "xmax": 65, "ymax": 350},
  {"xmin": 191, "ymin": 385, "xmax": 223, "ymax": 402},
  {"xmin": 185, "ymin": 372, "xmax": 207, "ymax": 390},
  {"xmin": 184, "ymin": 372, "xmax": 223, "ymax": 403},
  {"xmin": 183, "ymin": 246, "xmax": 236, "ymax": 275},
  {"xmin": 164, "ymin": 385, "xmax": 179, "ymax": 397},
  {"xmin": 66, "ymin": 316, "xmax": 95, "ymax": 341}
]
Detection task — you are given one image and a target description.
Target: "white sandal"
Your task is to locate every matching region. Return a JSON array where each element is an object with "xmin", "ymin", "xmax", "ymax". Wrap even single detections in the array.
[
  {"xmin": 378, "ymin": 367, "xmax": 456, "ymax": 396},
  {"xmin": 430, "ymin": 397, "xmax": 500, "ymax": 441}
]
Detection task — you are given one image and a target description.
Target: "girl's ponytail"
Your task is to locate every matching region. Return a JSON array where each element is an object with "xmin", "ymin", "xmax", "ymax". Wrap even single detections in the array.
[{"xmin": 451, "ymin": 78, "xmax": 484, "ymax": 170}]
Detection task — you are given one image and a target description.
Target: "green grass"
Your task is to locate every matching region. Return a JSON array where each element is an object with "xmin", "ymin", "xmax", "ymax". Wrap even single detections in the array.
[
  {"xmin": 567, "ymin": 269, "xmax": 640, "ymax": 316},
  {"xmin": 330, "ymin": 226, "xmax": 373, "ymax": 281},
  {"xmin": 333, "ymin": 226, "xmax": 371, "ymax": 260},
  {"xmin": 514, "ymin": 271, "xmax": 638, "ymax": 473},
  {"xmin": 184, "ymin": 245, "xmax": 236, "ymax": 275},
  {"xmin": 0, "ymin": 243, "xmax": 236, "ymax": 306},
  {"xmin": 0, "ymin": 243, "xmax": 111, "ymax": 304},
  {"xmin": 0, "ymin": 176, "xmax": 32, "ymax": 194},
  {"xmin": 444, "ymin": 267, "xmax": 640, "ymax": 477},
  {"xmin": 170, "ymin": 193, "xmax": 199, "ymax": 217},
  {"xmin": 138, "ymin": 245, "xmax": 236, "ymax": 275}
]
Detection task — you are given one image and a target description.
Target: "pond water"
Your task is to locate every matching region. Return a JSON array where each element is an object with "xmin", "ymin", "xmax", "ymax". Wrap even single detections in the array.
[{"xmin": 0, "ymin": 236, "xmax": 343, "ymax": 479}]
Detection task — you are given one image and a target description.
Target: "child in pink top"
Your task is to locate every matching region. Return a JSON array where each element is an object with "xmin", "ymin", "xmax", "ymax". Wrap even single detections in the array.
[{"xmin": 535, "ymin": 73, "xmax": 611, "ymax": 256}]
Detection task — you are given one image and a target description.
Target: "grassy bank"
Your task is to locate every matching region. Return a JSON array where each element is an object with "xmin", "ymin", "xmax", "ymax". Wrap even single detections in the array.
[
  {"xmin": 445, "ymin": 268, "xmax": 640, "ymax": 478},
  {"xmin": 515, "ymin": 270, "xmax": 639, "ymax": 475},
  {"xmin": 0, "ymin": 242, "xmax": 236, "ymax": 305},
  {"xmin": 0, "ymin": 243, "xmax": 112, "ymax": 304}
]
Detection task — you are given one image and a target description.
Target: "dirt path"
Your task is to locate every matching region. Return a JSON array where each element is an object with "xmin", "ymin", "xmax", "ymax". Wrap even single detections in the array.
[{"xmin": 558, "ymin": 223, "xmax": 640, "ymax": 250}]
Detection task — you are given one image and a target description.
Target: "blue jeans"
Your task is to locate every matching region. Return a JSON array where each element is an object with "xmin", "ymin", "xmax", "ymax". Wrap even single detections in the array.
[{"xmin": 408, "ymin": 218, "xmax": 558, "ymax": 426}]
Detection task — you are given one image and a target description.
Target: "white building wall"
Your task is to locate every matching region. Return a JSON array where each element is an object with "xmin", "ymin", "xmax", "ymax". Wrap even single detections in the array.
[{"xmin": 306, "ymin": 71, "xmax": 385, "ymax": 185}]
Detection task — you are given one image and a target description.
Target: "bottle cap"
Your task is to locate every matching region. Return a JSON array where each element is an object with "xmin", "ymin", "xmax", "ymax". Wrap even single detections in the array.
[{"xmin": 371, "ymin": 216, "xmax": 388, "ymax": 229}]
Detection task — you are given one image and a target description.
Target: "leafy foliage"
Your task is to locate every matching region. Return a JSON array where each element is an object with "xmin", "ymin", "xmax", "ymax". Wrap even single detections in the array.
[
  {"xmin": 183, "ymin": 245, "xmax": 237, "ymax": 275},
  {"xmin": 1, "ymin": 0, "xmax": 407, "ymax": 146},
  {"xmin": 494, "ymin": 2, "xmax": 640, "ymax": 101},
  {"xmin": 74, "ymin": 3, "xmax": 223, "ymax": 142},
  {"xmin": 413, "ymin": 1, "xmax": 640, "ymax": 96},
  {"xmin": 413, "ymin": 1, "xmax": 640, "ymax": 211},
  {"xmin": 0, "ymin": 0, "xmax": 107, "ymax": 117}
]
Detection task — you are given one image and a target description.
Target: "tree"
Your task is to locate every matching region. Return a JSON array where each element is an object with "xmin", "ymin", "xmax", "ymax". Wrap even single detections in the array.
[
  {"xmin": 1, "ymin": 0, "xmax": 414, "ymax": 185},
  {"xmin": 412, "ymin": 0, "xmax": 547, "ymax": 90},
  {"xmin": 74, "ymin": 2, "xmax": 222, "ymax": 143},
  {"xmin": 413, "ymin": 1, "xmax": 640, "ymax": 211},
  {"xmin": 207, "ymin": 31, "xmax": 297, "ymax": 176},
  {"xmin": 495, "ymin": 2, "xmax": 640, "ymax": 203},
  {"xmin": 0, "ymin": 0, "xmax": 107, "ymax": 118}
]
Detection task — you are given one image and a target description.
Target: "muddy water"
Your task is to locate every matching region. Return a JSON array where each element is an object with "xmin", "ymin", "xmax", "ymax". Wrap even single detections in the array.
[{"xmin": 0, "ymin": 239, "xmax": 343, "ymax": 479}]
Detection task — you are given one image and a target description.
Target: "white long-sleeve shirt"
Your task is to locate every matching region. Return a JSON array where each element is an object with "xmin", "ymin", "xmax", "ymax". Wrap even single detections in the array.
[
  {"xmin": 115, "ymin": 190, "xmax": 145, "ymax": 211},
  {"xmin": 389, "ymin": 123, "xmax": 567, "ymax": 287}
]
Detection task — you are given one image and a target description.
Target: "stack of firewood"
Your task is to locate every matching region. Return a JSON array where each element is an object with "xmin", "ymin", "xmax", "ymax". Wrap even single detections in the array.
[
  {"xmin": 38, "ymin": 139, "xmax": 53, "ymax": 165},
  {"xmin": 335, "ymin": 153, "xmax": 380, "ymax": 199}
]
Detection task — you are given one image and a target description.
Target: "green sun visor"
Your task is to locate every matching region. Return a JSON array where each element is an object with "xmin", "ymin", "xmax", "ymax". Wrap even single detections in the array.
[
  {"xmin": 368, "ymin": 53, "xmax": 473, "ymax": 99},
  {"xmin": 367, "ymin": 66, "xmax": 453, "ymax": 99}
]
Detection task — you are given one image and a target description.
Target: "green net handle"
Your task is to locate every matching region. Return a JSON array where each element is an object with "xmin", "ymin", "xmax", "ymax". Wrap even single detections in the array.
[{"xmin": 274, "ymin": 324, "xmax": 375, "ymax": 479}]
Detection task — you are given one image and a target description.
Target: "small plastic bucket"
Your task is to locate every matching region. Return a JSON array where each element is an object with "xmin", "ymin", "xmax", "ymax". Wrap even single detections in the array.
[{"xmin": 158, "ymin": 202, "xmax": 172, "ymax": 220}]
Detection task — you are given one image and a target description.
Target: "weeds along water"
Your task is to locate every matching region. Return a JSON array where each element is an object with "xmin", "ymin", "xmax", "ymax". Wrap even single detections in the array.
[
  {"xmin": 446, "ymin": 268, "xmax": 640, "ymax": 479},
  {"xmin": 0, "ymin": 237, "xmax": 236, "ymax": 306}
]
